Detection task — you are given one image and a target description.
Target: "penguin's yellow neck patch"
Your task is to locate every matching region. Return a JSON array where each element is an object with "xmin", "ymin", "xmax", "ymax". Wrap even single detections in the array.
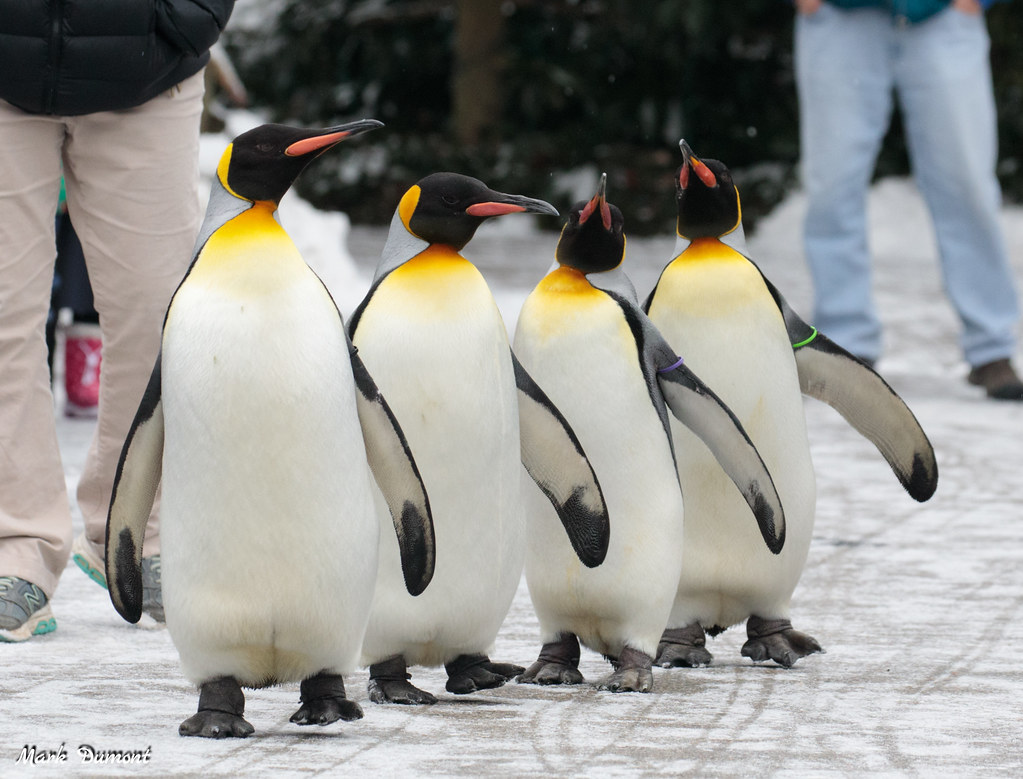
[
  {"xmin": 520, "ymin": 264, "xmax": 618, "ymax": 343},
  {"xmin": 391, "ymin": 244, "xmax": 472, "ymax": 277},
  {"xmin": 677, "ymin": 237, "xmax": 747, "ymax": 265},
  {"xmin": 658, "ymin": 238, "xmax": 764, "ymax": 318},
  {"xmin": 399, "ymin": 185, "xmax": 422, "ymax": 233},
  {"xmin": 195, "ymin": 202, "xmax": 303, "ymax": 290},
  {"xmin": 537, "ymin": 265, "xmax": 600, "ymax": 297},
  {"xmin": 376, "ymin": 244, "xmax": 491, "ymax": 319}
]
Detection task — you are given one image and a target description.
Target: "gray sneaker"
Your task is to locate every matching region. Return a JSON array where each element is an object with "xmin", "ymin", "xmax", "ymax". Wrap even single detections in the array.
[
  {"xmin": 72, "ymin": 534, "xmax": 164, "ymax": 624},
  {"xmin": 0, "ymin": 576, "xmax": 56, "ymax": 642}
]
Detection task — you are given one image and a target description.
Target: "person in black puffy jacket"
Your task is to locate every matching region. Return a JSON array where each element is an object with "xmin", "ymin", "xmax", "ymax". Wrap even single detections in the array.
[{"xmin": 0, "ymin": 0, "xmax": 235, "ymax": 642}]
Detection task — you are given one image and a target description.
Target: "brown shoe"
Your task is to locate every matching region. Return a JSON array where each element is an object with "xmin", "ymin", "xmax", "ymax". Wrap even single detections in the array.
[{"xmin": 967, "ymin": 359, "xmax": 1023, "ymax": 401}]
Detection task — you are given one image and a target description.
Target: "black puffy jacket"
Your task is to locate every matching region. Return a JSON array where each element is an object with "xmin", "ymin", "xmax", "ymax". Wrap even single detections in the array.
[{"xmin": 0, "ymin": 0, "xmax": 234, "ymax": 116}]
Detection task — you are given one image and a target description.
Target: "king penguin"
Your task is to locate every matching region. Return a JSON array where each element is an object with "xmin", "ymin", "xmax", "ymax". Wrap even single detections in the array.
[
  {"xmin": 105, "ymin": 121, "xmax": 437, "ymax": 738},
  {"xmin": 513, "ymin": 175, "xmax": 786, "ymax": 692},
  {"xmin": 349, "ymin": 172, "xmax": 611, "ymax": 704},
  {"xmin": 645, "ymin": 140, "xmax": 938, "ymax": 668}
]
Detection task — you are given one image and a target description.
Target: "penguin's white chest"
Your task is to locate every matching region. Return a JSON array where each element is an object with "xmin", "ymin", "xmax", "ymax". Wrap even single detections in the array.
[
  {"xmin": 159, "ymin": 205, "xmax": 378, "ymax": 685},
  {"xmin": 354, "ymin": 246, "xmax": 521, "ymax": 665},
  {"xmin": 648, "ymin": 241, "xmax": 815, "ymax": 626},
  {"xmin": 354, "ymin": 247, "xmax": 519, "ymax": 489},
  {"xmin": 514, "ymin": 267, "xmax": 684, "ymax": 658}
]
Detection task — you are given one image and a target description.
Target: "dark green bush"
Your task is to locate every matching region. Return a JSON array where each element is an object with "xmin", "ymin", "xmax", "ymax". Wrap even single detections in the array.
[{"xmin": 224, "ymin": 0, "xmax": 1023, "ymax": 234}]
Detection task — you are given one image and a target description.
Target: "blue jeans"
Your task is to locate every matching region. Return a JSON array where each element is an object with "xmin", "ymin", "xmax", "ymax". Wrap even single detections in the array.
[{"xmin": 796, "ymin": 4, "xmax": 1019, "ymax": 366}]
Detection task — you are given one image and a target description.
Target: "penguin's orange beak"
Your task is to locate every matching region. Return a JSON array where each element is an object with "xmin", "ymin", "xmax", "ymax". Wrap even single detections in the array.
[
  {"xmin": 285, "ymin": 119, "xmax": 384, "ymax": 157},
  {"xmin": 678, "ymin": 139, "xmax": 718, "ymax": 189},
  {"xmin": 465, "ymin": 192, "xmax": 559, "ymax": 218},
  {"xmin": 466, "ymin": 202, "xmax": 527, "ymax": 217},
  {"xmin": 690, "ymin": 157, "xmax": 717, "ymax": 188},
  {"xmin": 578, "ymin": 173, "xmax": 612, "ymax": 230},
  {"xmin": 285, "ymin": 132, "xmax": 351, "ymax": 157}
]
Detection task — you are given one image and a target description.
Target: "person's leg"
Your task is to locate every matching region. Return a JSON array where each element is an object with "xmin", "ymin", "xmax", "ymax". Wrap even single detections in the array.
[
  {"xmin": 895, "ymin": 8, "xmax": 1020, "ymax": 369},
  {"xmin": 62, "ymin": 72, "xmax": 205, "ymax": 559},
  {"xmin": 796, "ymin": 5, "xmax": 895, "ymax": 362},
  {"xmin": 0, "ymin": 103, "xmax": 72, "ymax": 598}
]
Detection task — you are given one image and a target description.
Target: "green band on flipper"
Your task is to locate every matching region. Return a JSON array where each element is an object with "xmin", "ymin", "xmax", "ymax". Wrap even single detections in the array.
[{"xmin": 792, "ymin": 327, "xmax": 818, "ymax": 350}]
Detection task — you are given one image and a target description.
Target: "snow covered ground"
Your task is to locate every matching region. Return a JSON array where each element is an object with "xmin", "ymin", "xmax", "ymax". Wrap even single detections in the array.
[{"xmin": 3, "ymin": 156, "xmax": 1022, "ymax": 776}]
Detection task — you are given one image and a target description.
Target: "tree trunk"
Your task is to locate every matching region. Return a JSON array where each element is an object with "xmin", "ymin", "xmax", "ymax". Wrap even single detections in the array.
[{"xmin": 452, "ymin": 0, "xmax": 505, "ymax": 146}]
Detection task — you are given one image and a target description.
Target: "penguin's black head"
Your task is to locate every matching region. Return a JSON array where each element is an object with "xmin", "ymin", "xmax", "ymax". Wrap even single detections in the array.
[
  {"xmin": 400, "ymin": 172, "xmax": 559, "ymax": 251},
  {"xmin": 674, "ymin": 139, "xmax": 742, "ymax": 240},
  {"xmin": 220, "ymin": 120, "xmax": 383, "ymax": 204},
  {"xmin": 556, "ymin": 173, "xmax": 626, "ymax": 274}
]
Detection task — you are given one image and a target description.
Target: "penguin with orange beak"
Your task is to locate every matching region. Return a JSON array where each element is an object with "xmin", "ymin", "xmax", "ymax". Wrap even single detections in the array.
[
  {"xmin": 514, "ymin": 174, "xmax": 785, "ymax": 692},
  {"xmin": 350, "ymin": 172, "xmax": 611, "ymax": 704},
  {"xmin": 646, "ymin": 140, "xmax": 937, "ymax": 669},
  {"xmin": 106, "ymin": 121, "xmax": 437, "ymax": 737}
]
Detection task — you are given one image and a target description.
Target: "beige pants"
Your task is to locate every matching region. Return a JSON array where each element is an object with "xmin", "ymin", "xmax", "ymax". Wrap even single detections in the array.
[{"xmin": 0, "ymin": 72, "xmax": 205, "ymax": 597}]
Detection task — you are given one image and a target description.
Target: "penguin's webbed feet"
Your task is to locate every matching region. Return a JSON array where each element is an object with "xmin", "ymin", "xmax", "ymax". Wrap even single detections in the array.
[
  {"xmin": 519, "ymin": 633, "xmax": 584, "ymax": 686},
  {"xmin": 485, "ymin": 661, "xmax": 528, "ymax": 679},
  {"xmin": 179, "ymin": 677, "xmax": 254, "ymax": 739},
  {"xmin": 368, "ymin": 677, "xmax": 438, "ymax": 706},
  {"xmin": 741, "ymin": 616, "xmax": 823, "ymax": 668},
  {"xmin": 655, "ymin": 623, "xmax": 713, "ymax": 668},
  {"xmin": 597, "ymin": 646, "xmax": 653, "ymax": 693},
  {"xmin": 290, "ymin": 672, "xmax": 363, "ymax": 726},
  {"xmin": 179, "ymin": 710, "xmax": 255, "ymax": 739},
  {"xmin": 444, "ymin": 653, "xmax": 523, "ymax": 694},
  {"xmin": 368, "ymin": 656, "xmax": 437, "ymax": 705}
]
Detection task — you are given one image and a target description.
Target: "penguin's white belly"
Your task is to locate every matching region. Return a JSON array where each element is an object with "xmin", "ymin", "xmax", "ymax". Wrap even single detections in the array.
[
  {"xmin": 354, "ymin": 250, "xmax": 522, "ymax": 667},
  {"xmin": 160, "ymin": 256, "xmax": 378, "ymax": 686},
  {"xmin": 648, "ymin": 252, "xmax": 815, "ymax": 630},
  {"xmin": 514, "ymin": 276, "xmax": 685, "ymax": 659}
]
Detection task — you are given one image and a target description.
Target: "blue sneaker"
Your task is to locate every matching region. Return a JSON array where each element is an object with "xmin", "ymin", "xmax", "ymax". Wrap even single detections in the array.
[
  {"xmin": 0, "ymin": 576, "xmax": 56, "ymax": 642},
  {"xmin": 72, "ymin": 534, "xmax": 163, "ymax": 623}
]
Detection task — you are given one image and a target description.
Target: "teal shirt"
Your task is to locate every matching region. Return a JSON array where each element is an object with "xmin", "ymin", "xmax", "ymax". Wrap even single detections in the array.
[{"xmin": 825, "ymin": 0, "xmax": 1004, "ymax": 23}]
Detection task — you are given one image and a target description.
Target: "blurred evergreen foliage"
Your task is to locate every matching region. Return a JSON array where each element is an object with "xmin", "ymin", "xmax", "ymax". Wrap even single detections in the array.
[
  {"xmin": 224, "ymin": 0, "xmax": 1023, "ymax": 234},
  {"xmin": 986, "ymin": 2, "xmax": 1023, "ymax": 202}
]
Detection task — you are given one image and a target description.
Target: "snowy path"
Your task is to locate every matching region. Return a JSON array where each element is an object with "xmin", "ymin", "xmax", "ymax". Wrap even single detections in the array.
[{"xmin": 3, "ymin": 179, "xmax": 1022, "ymax": 776}]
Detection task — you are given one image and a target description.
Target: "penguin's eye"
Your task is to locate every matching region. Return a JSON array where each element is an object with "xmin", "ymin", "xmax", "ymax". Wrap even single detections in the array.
[
  {"xmin": 441, "ymin": 195, "xmax": 458, "ymax": 205},
  {"xmin": 257, "ymin": 143, "xmax": 275, "ymax": 153}
]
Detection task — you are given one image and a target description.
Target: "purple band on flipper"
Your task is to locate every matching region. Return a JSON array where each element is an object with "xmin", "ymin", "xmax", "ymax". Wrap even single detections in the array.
[{"xmin": 658, "ymin": 356, "xmax": 685, "ymax": 374}]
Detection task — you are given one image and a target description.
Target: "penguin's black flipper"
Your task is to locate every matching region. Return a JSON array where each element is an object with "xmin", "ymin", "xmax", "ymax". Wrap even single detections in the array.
[
  {"xmin": 757, "ymin": 272, "xmax": 938, "ymax": 502},
  {"xmin": 794, "ymin": 335, "xmax": 938, "ymax": 502},
  {"xmin": 657, "ymin": 361, "xmax": 786, "ymax": 554},
  {"xmin": 512, "ymin": 352, "xmax": 610, "ymax": 568},
  {"xmin": 105, "ymin": 356, "xmax": 165, "ymax": 624},
  {"xmin": 350, "ymin": 347, "xmax": 436, "ymax": 596}
]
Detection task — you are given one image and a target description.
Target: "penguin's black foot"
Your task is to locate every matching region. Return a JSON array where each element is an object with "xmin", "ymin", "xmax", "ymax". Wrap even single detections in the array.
[
  {"xmin": 597, "ymin": 646, "xmax": 653, "ymax": 693},
  {"xmin": 368, "ymin": 677, "xmax": 438, "ymax": 706},
  {"xmin": 519, "ymin": 633, "xmax": 584, "ymax": 686},
  {"xmin": 179, "ymin": 677, "xmax": 254, "ymax": 738},
  {"xmin": 741, "ymin": 616, "xmax": 823, "ymax": 668},
  {"xmin": 290, "ymin": 672, "xmax": 363, "ymax": 726},
  {"xmin": 655, "ymin": 622, "xmax": 713, "ymax": 668},
  {"xmin": 444, "ymin": 653, "xmax": 515, "ymax": 694},
  {"xmin": 368, "ymin": 656, "xmax": 437, "ymax": 705},
  {"xmin": 483, "ymin": 660, "xmax": 527, "ymax": 679},
  {"xmin": 179, "ymin": 710, "xmax": 254, "ymax": 739}
]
